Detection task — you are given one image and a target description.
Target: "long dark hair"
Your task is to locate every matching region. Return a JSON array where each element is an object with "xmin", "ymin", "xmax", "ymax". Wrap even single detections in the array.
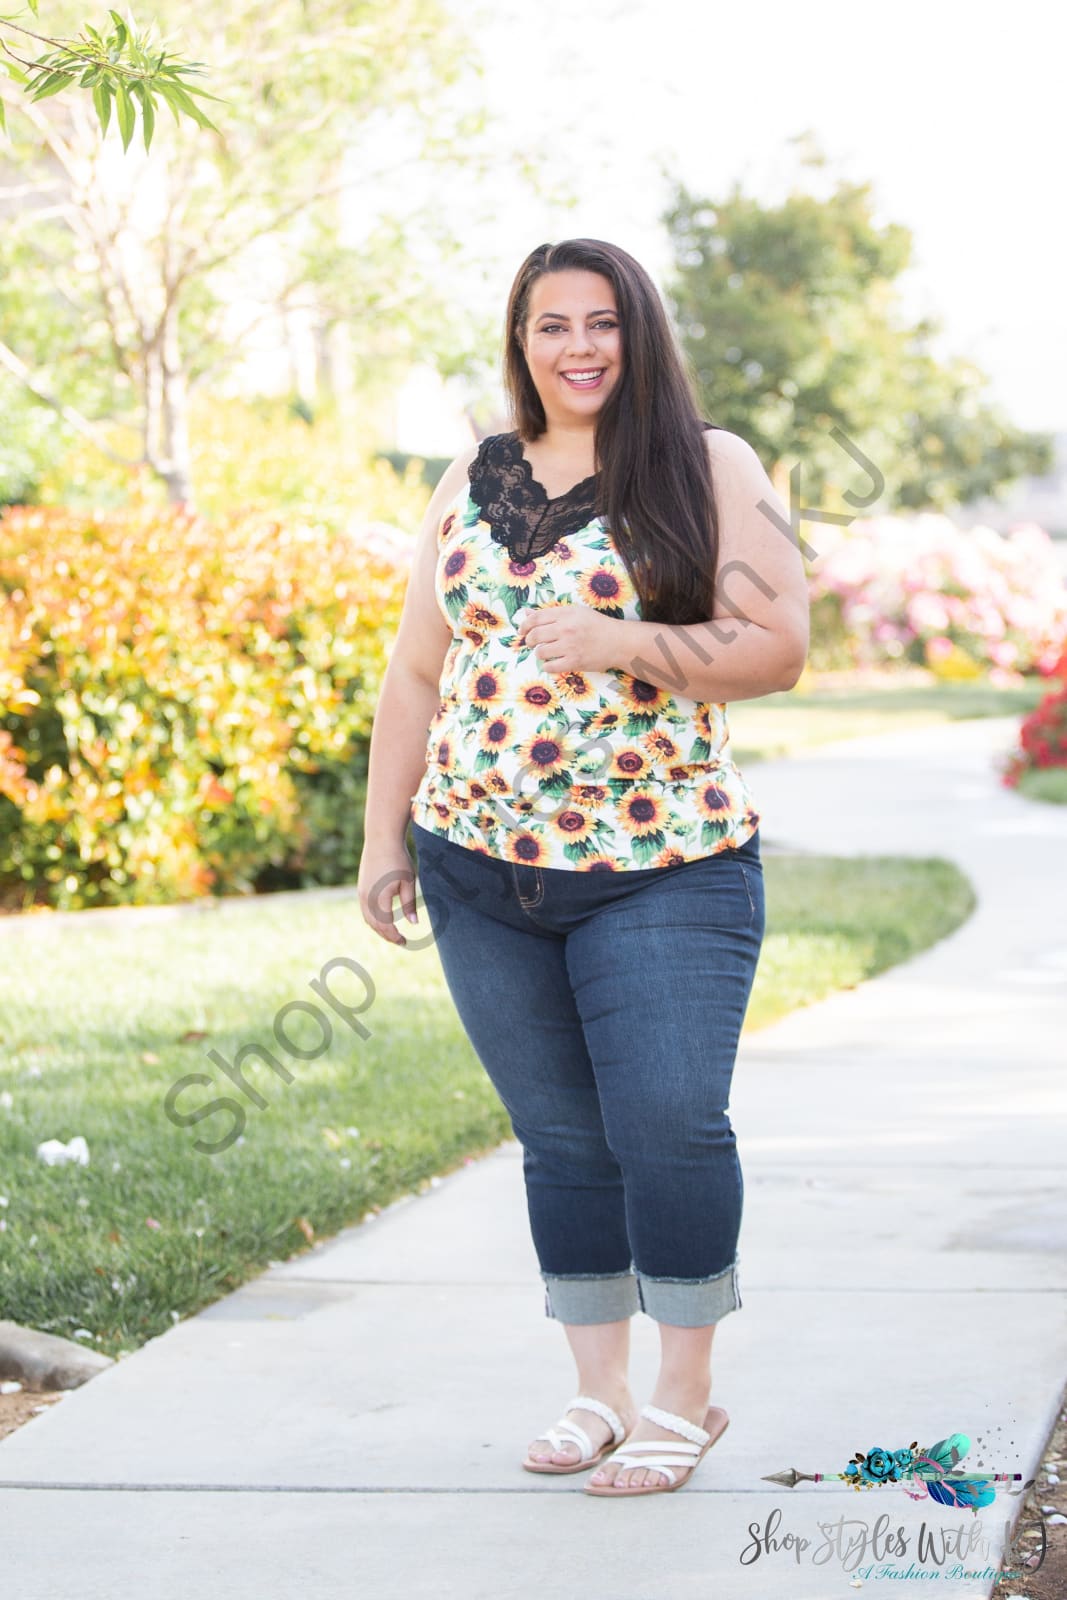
[{"xmin": 503, "ymin": 237, "xmax": 720, "ymax": 628}]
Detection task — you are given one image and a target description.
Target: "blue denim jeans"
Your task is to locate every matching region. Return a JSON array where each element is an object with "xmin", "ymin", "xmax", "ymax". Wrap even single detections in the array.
[{"xmin": 410, "ymin": 820, "xmax": 765, "ymax": 1328}]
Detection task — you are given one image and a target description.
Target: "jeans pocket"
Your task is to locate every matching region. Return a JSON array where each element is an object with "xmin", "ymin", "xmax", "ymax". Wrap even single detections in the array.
[
  {"xmin": 737, "ymin": 859, "xmax": 764, "ymax": 933},
  {"xmin": 412, "ymin": 822, "xmax": 512, "ymax": 915},
  {"xmin": 420, "ymin": 837, "xmax": 475, "ymax": 901}
]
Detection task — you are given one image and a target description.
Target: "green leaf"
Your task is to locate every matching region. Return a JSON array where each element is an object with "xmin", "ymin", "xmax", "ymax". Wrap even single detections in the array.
[
  {"xmin": 114, "ymin": 78, "xmax": 134, "ymax": 151},
  {"xmin": 0, "ymin": 98, "xmax": 5, "ymax": 137},
  {"xmin": 157, "ymin": 64, "xmax": 230, "ymax": 105},
  {"xmin": 131, "ymin": 79, "xmax": 154, "ymax": 153},
  {"xmin": 28, "ymin": 69, "xmax": 77, "ymax": 102},
  {"xmin": 156, "ymin": 77, "xmax": 220, "ymax": 131},
  {"xmin": 153, "ymin": 80, "xmax": 186, "ymax": 129},
  {"xmin": 108, "ymin": 13, "xmax": 128, "ymax": 49},
  {"xmin": 92, "ymin": 78, "xmax": 113, "ymax": 138}
]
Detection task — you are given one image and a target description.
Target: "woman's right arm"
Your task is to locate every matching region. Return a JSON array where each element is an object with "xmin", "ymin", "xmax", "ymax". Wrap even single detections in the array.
[{"xmin": 357, "ymin": 442, "xmax": 479, "ymax": 945}]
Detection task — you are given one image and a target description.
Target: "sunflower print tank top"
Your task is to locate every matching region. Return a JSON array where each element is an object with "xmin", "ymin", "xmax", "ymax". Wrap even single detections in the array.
[{"xmin": 408, "ymin": 429, "xmax": 761, "ymax": 871}]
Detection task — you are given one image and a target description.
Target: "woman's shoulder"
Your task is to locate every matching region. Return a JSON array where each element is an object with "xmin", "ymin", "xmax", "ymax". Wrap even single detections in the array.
[
  {"xmin": 701, "ymin": 423, "xmax": 760, "ymax": 464},
  {"xmin": 700, "ymin": 425, "xmax": 777, "ymax": 503}
]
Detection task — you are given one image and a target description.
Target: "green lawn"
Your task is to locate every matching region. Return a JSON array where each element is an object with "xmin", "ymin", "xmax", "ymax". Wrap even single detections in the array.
[
  {"xmin": 0, "ymin": 851, "xmax": 974, "ymax": 1360},
  {"xmin": 749, "ymin": 854, "xmax": 973, "ymax": 1029},
  {"xmin": 1016, "ymin": 767, "xmax": 1067, "ymax": 804},
  {"xmin": 727, "ymin": 676, "xmax": 1048, "ymax": 765}
]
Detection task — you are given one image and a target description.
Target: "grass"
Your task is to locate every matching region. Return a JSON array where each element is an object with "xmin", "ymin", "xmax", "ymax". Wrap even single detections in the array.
[
  {"xmin": 1015, "ymin": 767, "xmax": 1067, "ymax": 804},
  {"xmin": 726, "ymin": 675, "xmax": 1049, "ymax": 766},
  {"xmin": 0, "ymin": 851, "xmax": 974, "ymax": 1360},
  {"xmin": 748, "ymin": 853, "xmax": 974, "ymax": 1029}
]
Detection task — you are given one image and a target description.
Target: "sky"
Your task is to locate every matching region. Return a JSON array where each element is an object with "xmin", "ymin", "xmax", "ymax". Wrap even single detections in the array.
[{"xmin": 405, "ymin": 0, "xmax": 1063, "ymax": 441}]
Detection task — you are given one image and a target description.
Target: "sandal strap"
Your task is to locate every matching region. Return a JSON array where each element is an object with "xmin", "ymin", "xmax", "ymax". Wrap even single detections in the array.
[
  {"xmin": 640, "ymin": 1402, "xmax": 710, "ymax": 1446},
  {"xmin": 609, "ymin": 1439, "xmax": 702, "ymax": 1463},
  {"xmin": 568, "ymin": 1395, "xmax": 626, "ymax": 1444},
  {"xmin": 602, "ymin": 1447, "xmax": 681, "ymax": 1487},
  {"xmin": 540, "ymin": 1418, "xmax": 594, "ymax": 1458}
]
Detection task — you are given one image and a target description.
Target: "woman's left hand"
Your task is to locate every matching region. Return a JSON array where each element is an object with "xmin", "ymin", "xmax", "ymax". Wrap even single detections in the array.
[{"xmin": 515, "ymin": 604, "xmax": 623, "ymax": 676}]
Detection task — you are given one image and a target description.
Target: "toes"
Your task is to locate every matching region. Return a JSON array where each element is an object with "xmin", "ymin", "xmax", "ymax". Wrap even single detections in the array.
[{"xmin": 528, "ymin": 1439, "xmax": 578, "ymax": 1465}]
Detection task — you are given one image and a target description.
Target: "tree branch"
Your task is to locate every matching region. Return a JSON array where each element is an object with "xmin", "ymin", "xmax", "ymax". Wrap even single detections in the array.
[
  {"xmin": 0, "ymin": 336, "xmax": 141, "ymax": 466},
  {"xmin": 173, "ymin": 155, "xmax": 421, "ymax": 285}
]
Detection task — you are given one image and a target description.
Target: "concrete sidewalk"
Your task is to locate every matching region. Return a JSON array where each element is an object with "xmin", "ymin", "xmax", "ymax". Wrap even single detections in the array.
[{"xmin": 2, "ymin": 716, "xmax": 1065, "ymax": 1599}]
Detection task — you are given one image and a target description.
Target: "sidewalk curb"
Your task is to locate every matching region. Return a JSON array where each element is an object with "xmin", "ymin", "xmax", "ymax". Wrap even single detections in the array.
[{"xmin": 0, "ymin": 1321, "xmax": 113, "ymax": 1391}]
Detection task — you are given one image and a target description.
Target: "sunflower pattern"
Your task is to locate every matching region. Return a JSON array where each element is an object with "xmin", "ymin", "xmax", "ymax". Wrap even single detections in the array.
[{"xmin": 409, "ymin": 438, "xmax": 761, "ymax": 871}]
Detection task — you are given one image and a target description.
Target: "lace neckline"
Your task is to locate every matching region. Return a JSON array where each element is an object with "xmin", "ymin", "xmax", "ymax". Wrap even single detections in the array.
[
  {"xmin": 466, "ymin": 423, "xmax": 719, "ymax": 565},
  {"xmin": 467, "ymin": 430, "xmax": 602, "ymax": 563},
  {"xmin": 511, "ymin": 437, "xmax": 598, "ymax": 505}
]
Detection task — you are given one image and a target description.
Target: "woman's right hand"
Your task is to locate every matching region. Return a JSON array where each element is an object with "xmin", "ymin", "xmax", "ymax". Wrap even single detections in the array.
[{"xmin": 357, "ymin": 841, "xmax": 422, "ymax": 946}]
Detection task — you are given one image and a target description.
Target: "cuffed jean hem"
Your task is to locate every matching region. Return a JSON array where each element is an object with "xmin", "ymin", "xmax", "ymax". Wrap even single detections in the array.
[
  {"xmin": 541, "ymin": 1271, "xmax": 640, "ymax": 1325},
  {"xmin": 636, "ymin": 1259, "xmax": 742, "ymax": 1327},
  {"xmin": 542, "ymin": 1259, "xmax": 742, "ymax": 1327}
]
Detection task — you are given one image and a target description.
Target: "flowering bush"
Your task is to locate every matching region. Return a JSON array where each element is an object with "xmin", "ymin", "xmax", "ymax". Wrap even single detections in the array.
[
  {"xmin": 0, "ymin": 495, "xmax": 412, "ymax": 910},
  {"xmin": 806, "ymin": 513, "xmax": 1067, "ymax": 684},
  {"xmin": 1000, "ymin": 674, "xmax": 1067, "ymax": 788}
]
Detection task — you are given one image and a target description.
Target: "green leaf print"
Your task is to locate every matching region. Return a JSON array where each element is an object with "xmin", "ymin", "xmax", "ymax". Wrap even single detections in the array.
[
  {"xmin": 563, "ymin": 838, "xmax": 598, "ymax": 864},
  {"xmin": 701, "ymin": 816, "xmax": 733, "ymax": 846},
  {"xmin": 624, "ymin": 707, "xmax": 661, "ymax": 733},
  {"xmin": 502, "ymin": 585, "xmax": 534, "ymax": 614},
  {"xmin": 632, "ymin": 829, "xmax": 668, "ymax": 866},
  {"xmin": 533, "ymin": 771, "xmax": 574, "ymax": 799}
]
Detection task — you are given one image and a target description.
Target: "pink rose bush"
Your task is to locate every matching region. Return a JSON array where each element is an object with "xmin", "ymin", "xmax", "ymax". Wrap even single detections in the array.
[{"xmin": 806, "ymin": 513, "xmax": 1067, "ymax": 684}]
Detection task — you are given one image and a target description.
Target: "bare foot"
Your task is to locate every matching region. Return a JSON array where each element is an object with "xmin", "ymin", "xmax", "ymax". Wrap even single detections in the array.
[
  {"xmin": 525, "ymin": 1389, "xmax": 636, "ymax": 1469},
  {"xmin": 589, "ymin": 1384, "xmax": 713, "ymax": 1490}
]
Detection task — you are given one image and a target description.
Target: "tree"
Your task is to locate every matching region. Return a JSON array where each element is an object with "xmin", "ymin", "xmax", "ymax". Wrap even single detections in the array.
[
  {"xmin": 663, "ymin": 171, "xmax": 1052, "ymax": 513},
  {"xmin": 0, "ymin": 0, "xmax": 494, "ymax": 506},
  {"xmin": 1, "ymin": 0, "xmax": 222, "ymax": 146}
]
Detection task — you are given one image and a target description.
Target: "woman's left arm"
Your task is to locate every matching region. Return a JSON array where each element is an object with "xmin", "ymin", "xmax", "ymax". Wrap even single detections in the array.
[
  {"xmin": 518, "ymin": 428, "xmax": 809, "ymax": 704},
  {"xmin": 612, "ymin": 429, "xmax": 810, "ymax": 703}
]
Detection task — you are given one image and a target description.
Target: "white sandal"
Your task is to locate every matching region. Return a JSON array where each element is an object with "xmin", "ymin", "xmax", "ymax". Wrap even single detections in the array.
[
  {"xmin": 521, "ymin": 1394, "xmax": 631, "ymax": 1475},
  {"xmin": 584, "ymin": 1401, "xmax": 730, "ymax": 1496}
]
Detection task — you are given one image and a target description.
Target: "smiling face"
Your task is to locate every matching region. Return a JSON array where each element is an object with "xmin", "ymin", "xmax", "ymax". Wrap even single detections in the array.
[{"xmin": 519, "ymin": 269, "xmax": 623, "ymax": 427}]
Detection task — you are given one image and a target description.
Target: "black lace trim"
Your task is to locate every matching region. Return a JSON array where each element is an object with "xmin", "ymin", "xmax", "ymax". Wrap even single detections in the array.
[
  {"xmin": 467, "ymin": 431, "xmax": 599, "ymax": 563},
  {"xmin": 467, "ymin": 424, "xmax": 719, "ymax": 564}
]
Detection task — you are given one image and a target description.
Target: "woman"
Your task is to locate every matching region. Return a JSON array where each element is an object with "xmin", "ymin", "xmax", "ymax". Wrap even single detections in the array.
[{"xmin": 357, "ymin": 237, "xmax": 809, "ymax": 1497}]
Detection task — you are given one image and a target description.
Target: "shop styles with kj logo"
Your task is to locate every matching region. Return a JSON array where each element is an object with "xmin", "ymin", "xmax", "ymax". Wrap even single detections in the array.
[{"xmin": 739, "ymin": 1428, "xmax": 1048, "ymax": 1584}]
